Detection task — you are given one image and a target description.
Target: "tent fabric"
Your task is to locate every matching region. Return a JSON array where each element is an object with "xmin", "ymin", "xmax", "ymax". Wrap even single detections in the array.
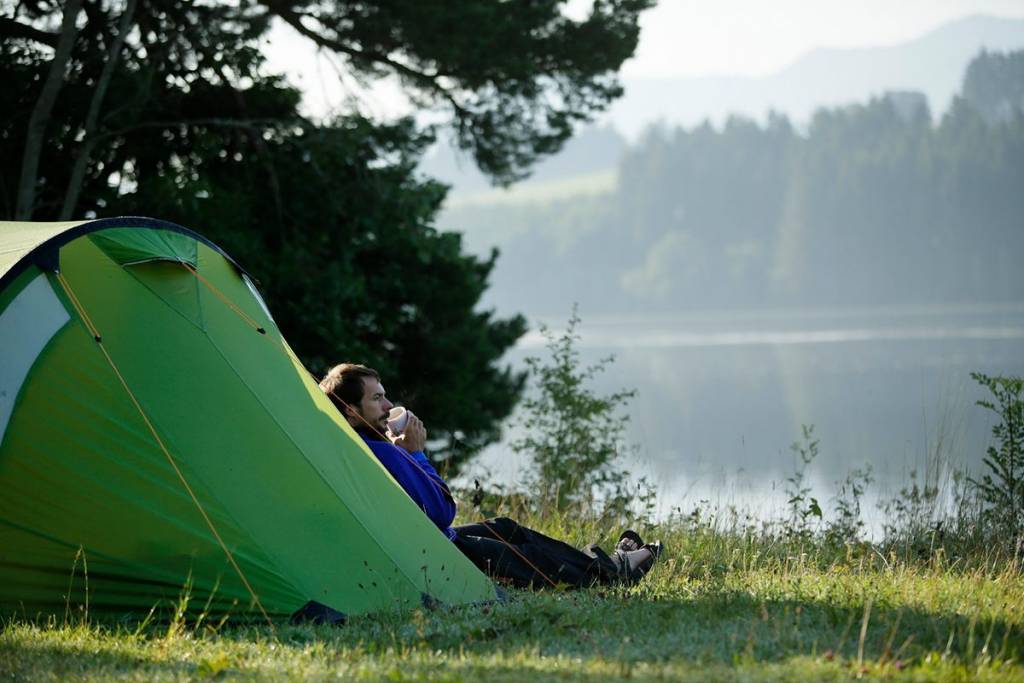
[
  {"xmin": 0, "ymin": 217, "xmax": 497, "ymax": 619},
  {"xmin": 0, "ymin": 217, "xmax": 249, "ymax": 295},
  {"xmin": 0, "ymin": 221, "xmax": 86, "ymax": 279},
  {"xmin": 89, "ymin": 227, "xmax": 198, "ymax": 267},
  {"xmin": 0, "ymin": 274, "xmax": 69, "ymax": 445}
]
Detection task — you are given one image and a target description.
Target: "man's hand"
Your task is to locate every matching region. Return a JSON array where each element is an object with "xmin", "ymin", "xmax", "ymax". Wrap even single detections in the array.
[{"xmin": 392, "ymin": 413, "xmax": 426, "ymax": 453}]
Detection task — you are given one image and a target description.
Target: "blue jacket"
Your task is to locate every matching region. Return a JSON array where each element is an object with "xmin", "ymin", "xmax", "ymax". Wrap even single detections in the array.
[{"xmin": 358, "ymin": 431, "xmax": 457, "ymax": 540}]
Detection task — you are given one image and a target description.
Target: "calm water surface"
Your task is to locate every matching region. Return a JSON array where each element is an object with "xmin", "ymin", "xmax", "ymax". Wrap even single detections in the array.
[{"xmin": 466, "ymin": 304, "xmax": 1024, "ymax": 533}]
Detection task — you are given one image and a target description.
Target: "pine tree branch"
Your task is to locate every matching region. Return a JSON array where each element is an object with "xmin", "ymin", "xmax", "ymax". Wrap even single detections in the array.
[
  {"xmin": 264, "ymin": 3, "xmax": 469, "ymax": 119},
  {"xmin": 0, "ymin": 17, "xmax": 59, "ymax": 47}
]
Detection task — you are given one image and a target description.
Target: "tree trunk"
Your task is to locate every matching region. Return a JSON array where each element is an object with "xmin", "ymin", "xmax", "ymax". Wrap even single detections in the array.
[
  {"xmin": 220, "ymin": 65, "xmax": 286, "ymax": 238},
  {"xmin": 60, "ymin": 0, "xmax": 138, "ymax": 220},
  {"xmin": 15, "ymin": 0, "xmax": 84, "ymax": 220}
]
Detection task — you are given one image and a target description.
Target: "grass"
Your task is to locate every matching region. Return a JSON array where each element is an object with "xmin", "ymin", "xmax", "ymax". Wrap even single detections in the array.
[{"xmin": 3, "ymin": 510, "xmax": 1022, "ymax": 681}]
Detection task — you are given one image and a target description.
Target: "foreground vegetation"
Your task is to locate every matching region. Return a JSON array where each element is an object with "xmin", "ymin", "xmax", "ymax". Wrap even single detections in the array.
[
  {"xmin": 10, "ymin": 319, "xmax": 1020, "ymax": 681},
  {"xmin": 3, "ymin": 506, "xmax": 1023, "ymax": 682}
]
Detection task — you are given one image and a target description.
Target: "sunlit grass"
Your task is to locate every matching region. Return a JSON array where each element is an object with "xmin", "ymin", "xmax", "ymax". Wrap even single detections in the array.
[{"xmin": 3, "ymin": 509, "xmax": 1022, "ymax": 681}]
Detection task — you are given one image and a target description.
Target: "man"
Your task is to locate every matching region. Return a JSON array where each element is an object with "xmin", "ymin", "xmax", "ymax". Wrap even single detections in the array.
[{"xmin": 319, "ymin": 363, "xmax": 661, "ymax": 589}]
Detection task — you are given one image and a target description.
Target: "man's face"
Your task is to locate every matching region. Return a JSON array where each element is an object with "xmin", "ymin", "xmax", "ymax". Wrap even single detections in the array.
[{"xmin": 350, "ymin": 377, "xmax": 393, "ymax": 433}]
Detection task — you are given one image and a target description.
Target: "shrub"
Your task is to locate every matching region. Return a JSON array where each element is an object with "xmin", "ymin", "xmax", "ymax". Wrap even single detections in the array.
[
  {"xmin": 969, "ymin": 372, "xmax": 1024, "ymax": 539},
  {"xmin": 784, "ymin": 424, "xmax": 823, "ymax": 539},
  {"xmin": 826, "ymin": 464, "xmax": 873, "ymax": 546},
  {"xmin": 510, "ymin": 307, "xmax": 639, "ymax": 513}
]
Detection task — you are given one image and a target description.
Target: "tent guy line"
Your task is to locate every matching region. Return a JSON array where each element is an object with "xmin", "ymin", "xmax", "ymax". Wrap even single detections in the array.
[
  {"xmin": 138, "ymin": 254, "xmax": 459, "ymax": 611},
  {"xmin": 178, "ymin": 256, "xmax": 561, "ymax": 591},
  {"xmin": 1, "ymin": 217, "xmax": 500, "ymax": 621},
  {"xmin": 54, "ymin": 269, "xmax": 276, "ymax": 631},
  {"xmin": 181, "ymin": 262, "xmax": 266, "ymax": 336},
  {"xmin": 321, "ymin": 387, "xmax": 560, "ymax": 591},
  {"xmin": 171, "ymin": 257, "xmax": 443, "ymax": 611}
]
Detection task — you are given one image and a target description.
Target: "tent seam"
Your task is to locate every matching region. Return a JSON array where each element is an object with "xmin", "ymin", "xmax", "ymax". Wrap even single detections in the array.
[
  {"xmin": 124, "ymin": 257, "xmax": 452, "ymax": 607},
  {"xmin": 120, "ymin": 265, "xmax": 206, "ymax": 334},
  {"xmin": 199, "ymin": 329, "xmax": 430, "ymax": 603},
  {"xmin": 55, "ymin": 273, "xmax": 277, "ymax": 627}
]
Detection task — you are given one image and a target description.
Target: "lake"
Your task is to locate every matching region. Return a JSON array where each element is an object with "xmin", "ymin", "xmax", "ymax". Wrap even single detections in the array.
[{"xmin": 464, "ymin": 303, "xmax": 1024, "ymax": 535}]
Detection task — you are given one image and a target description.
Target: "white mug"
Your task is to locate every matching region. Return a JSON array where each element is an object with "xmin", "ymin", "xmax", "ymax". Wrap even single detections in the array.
[{"xmin": 387, "ymin": 407, "xmax": 411, "ymax": 436}]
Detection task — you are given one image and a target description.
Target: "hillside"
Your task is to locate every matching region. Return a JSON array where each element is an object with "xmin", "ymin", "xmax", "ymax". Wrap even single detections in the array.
[{"xmin": 438, "ymin": 50, "xmax": 1024, "ymax": 318}]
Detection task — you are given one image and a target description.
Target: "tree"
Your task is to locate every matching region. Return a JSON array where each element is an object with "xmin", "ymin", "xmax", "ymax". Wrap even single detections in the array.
[
  {"xmin": 262, "ymin": 0, "xmax": 653, "ymax": 184},
  {"xmin": 1, "ymin": 0, "xmax": 652, "ymax": 472},
  {"xmin": 961, "ymin": 49, "xmax": 1024, "ymax": 125},
  {"xmin": 2, "ymin": 0, "xmax": 652, "ymax": 217}
]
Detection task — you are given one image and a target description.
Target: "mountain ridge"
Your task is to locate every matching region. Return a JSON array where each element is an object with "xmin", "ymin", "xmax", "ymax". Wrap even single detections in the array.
[
  {"xmin": 607, "ymin": 14, "xmax": 1024, "ymax": 137},
  {"xmin": 424, "ymin": 14, "xmax": 1024, "ymax": 198}
]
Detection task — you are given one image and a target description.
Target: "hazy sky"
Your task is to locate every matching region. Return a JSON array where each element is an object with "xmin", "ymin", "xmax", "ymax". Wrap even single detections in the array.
[
  {"xmin": 619, "ymin": 0, "xmax": 1024, "ymax": 78},
  {"xmin": 264, "ymin": 1, "xmax": 1024, "ymax": 118}
]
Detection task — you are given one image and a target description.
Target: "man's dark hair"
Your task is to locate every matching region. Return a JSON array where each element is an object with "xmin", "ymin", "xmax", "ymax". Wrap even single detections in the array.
[{"xmin": 319, "ymin": 363, "xmax": 379, "ymax": 411}]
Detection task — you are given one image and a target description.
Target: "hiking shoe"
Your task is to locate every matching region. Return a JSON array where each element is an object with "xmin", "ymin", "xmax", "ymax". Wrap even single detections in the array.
[{"xmin": 613, "ymin": 540, "xmax": 664, "ymax": 584}]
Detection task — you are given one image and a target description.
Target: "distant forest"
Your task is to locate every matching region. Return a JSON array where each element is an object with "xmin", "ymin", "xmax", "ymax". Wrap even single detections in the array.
[{"xmin": 444, "ymin": 50, "xmax": 1024, "ymax": 315}]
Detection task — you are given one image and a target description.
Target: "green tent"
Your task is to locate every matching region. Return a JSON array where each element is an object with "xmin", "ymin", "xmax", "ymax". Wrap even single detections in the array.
[{"xmin": 0, "ymin": 217, "xmax": 497, "ymax": 622}]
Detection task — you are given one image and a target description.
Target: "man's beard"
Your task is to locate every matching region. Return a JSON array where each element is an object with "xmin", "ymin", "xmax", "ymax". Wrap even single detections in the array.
[{"xmin": 356, "ymin": 408, "xmax": 388, "ymax": 434}]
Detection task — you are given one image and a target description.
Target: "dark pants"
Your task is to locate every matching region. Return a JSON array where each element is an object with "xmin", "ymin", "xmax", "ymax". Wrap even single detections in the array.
[{"xmin": 452, "ymin": 517, "xmax": 619, "ymax": 589}]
